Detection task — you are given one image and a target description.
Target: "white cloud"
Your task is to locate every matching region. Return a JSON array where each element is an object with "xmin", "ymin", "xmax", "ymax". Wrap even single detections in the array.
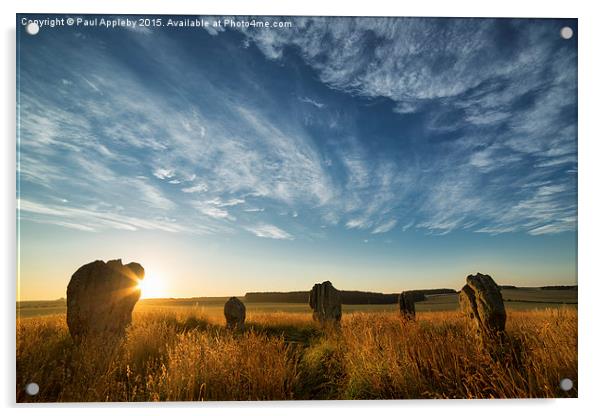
[
  {"xmin": 202, "ymin": 17, "xmax": 225, "ymax": 36},
  {"xmin": 17, "ymin": 18, "xmax": 576, "ymax": 240},
  {"xmin": 81, "ymin": 76, "xmax": 101, "ymax": 93},
  {"xmin": 239, "ymin": 18, "xmax": 555, "ymax": 103},
  {"xmin": 29, "ymin": 218, "xmax": 98, "ymax": 232},
  {"xmin": 153, "ymin": 168, "xmax": 175, "ymax": 180},
  {"xmin": 182, "ymin": 183, "xmax": 208, "ymax": 193},
  {"xmin": 133, "ymin": 178, "xmax": 175, "ymax": 211},
  {"xmin": 535, "ymin": 155, "xmax": 577, "ymax": 168},
  {"xmin": 236, "ymin": 17, "xmax": 576, "ymax": 237},
  {"xmin": 20, "ymin": 34, "xmax": 337, "ymax": 236},
  {"xmin": 197, "ymin": 206, "xmax": 232, "ymax": 220},
  {"xmin": 529, "ymin": 218, "xmax": 576, "ymax": 235},
  {"xmin": 245, "ymin": 224, "xmax": 293, "ymax": 240},
  {"xmin": 207, "ymin": 197, "xmax": 245, "ymax": 207},
  {"xmin": 402, "ymin": 221, "xmax": 414, "ymax": 232},
  {"xmin": 372, "ymin": 219, "xmax": 397, "ymax": 234},
  {"xmin": 192, "ymin": 200, "xmax": 236, "ymax": 221},
  {"xmin": 346, "ymin": 218, "xmax": 371, "ymax": 230},
  {"xmin": 244, "ymin": 207, "xmax": 265, "ymax": 213},
  {"xmin": 18, "ymin": 199, "xmax": 190, "ymax": 233},
  {"xmin": 469, "ymin": 149, "xmax": 494, "ymax": 169},
  {"xmin": 298, "ymin": 96, "xmax": 325, "ymax": 108}
]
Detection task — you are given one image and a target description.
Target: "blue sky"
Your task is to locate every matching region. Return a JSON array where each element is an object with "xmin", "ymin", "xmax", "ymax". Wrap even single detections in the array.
[{"xmin": 17, "ymin": 16, "xmax": 577, "ymax": 299}]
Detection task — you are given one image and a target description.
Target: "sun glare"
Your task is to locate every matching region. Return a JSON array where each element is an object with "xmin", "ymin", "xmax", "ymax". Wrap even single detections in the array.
[{"xmin": 137, "ymin": 273, "xmax": 166, "ymax": 299}]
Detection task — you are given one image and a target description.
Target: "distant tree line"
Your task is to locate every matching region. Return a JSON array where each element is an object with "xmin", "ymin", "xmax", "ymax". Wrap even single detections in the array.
[
  {"xmin": 540, "ymin": 285, "xmax": 577, "ymax": 291},
  {"xmin": 501, "ymin": 285, "xmax": 577, "ymax": 291},
  {"xmin": 244, "ymin": 291, "xmax": 309, "ymax": 303},
  {"xmin": 244, "ymin": 288, "xmax": 456, "ymax": 304},
  {"xmin": 415, "ymin": 288, "xmax": 457, "ymax": 296}
]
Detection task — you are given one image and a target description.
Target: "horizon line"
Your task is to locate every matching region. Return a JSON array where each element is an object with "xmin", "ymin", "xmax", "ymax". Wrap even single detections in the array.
[{"xmin": 16, "ymin": 282, "xmax": 578, "ymax": 303}]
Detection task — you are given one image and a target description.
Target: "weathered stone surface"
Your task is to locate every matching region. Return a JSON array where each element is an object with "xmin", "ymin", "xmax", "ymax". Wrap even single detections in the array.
[
  {"xmin": 66, "ymin": 259, "xmax": 144, "ymax": 341},
  {"xmin": 398, "ymin": 291, "xmax": 418, "ymax": 319},
  {"xmin": 459, "ymin": 273, "xmax": 506, "ymax": 343},
  {"xmin": 309, "ymin": 281, "xmax": 342, "ymax": 323},
  {"xmin": 224, "ymin": 297, "xmax": 246, "ymax": 330}
]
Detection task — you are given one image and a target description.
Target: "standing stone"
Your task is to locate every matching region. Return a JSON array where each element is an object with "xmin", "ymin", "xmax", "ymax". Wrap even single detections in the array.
[
  {"xmin": 66, "ymin": 259, "xmax": 144, "ymax": 342},
  {"xmin": 224, "ymin": 297, "xmax": 246, "ymax": 330},
  {"xmin": 459, "ymin": 273, "xmax": 506, "ymax": 344},
  {"xmin": 398, "ymin": 291, "xmax": 417, "ymax": 319},
  {"xmin": 309, "ymin": 281, "xmax": 342, "ymax": 323}
]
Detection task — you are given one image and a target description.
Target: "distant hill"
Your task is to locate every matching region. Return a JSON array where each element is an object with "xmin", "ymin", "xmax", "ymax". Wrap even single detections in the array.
[{"xmin": 244, "ymin": 288, "xmax": 456, "ymax": 304}]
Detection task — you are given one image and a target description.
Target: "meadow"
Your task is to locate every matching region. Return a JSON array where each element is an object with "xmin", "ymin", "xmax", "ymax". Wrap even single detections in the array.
[
  {"xmin": 16, "ymin": 291, "xmax": 577, "ymax": 402},
  {"xmin": 16, "ymin": 287, "xmax": 577, "ymax": 318}
]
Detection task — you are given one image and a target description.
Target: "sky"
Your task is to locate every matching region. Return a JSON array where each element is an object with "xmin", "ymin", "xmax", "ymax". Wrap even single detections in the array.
[{"xmin": 17, "ymin": 16, "xmax": 577, "ymax": 300}]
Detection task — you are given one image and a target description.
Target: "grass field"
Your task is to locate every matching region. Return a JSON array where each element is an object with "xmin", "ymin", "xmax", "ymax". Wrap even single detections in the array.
[
  {"xmin": 16, "ymin": 299, "xmax": 577, "ymax": 401},
  {"xmin": 16, "ymin": 287, "xmax": 577, "ymax": 318}
]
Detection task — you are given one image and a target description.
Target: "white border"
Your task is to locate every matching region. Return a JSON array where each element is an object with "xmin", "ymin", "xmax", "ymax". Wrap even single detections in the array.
[{"xmin": 3, "ymin": 1, "xmax": 601, "ymax": 415}]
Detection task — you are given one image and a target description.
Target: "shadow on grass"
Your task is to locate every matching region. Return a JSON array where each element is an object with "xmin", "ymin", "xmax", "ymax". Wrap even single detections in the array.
[
  {"xmin": 244, "ymin": 322, "xmax": 322, "ymax": 346},
  {"xmin": 294, "ymin": 335, "xmax": 346, "ymax": 400}
]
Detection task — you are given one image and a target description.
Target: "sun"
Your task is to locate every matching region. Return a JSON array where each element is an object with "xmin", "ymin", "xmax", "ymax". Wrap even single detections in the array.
[{"xmin": 137, "ymin": 273, "xmax": 166, "ymax": 299}]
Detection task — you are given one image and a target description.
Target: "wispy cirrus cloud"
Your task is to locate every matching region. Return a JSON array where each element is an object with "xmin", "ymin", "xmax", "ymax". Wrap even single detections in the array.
[
  {"xmin": 245, "ymin": 224, "xmax": 294, "ymax": 240},
  {"xmin": 372, "ymin": 219, "xmax": 398, "ymax": 234},
  {"xmin": 298, "ymin": 96, "xmax": 325, "ymax": 108},
  {"xmin": 18, "ymin": 199, "xmax": 190, "ymax": 233},
  {"xmin": 18, "ymin": 27, "xmax": 334, "ymax": 236},
  {"xmin": 346, "ymin": 218, "xmax": 371, "ymax": 230},
  {"xmin": 153, "ymin": 168, "xmax": 175, "ymax": 180},
  {"xmin": 17, "ymin": 17, "xmax": 576, "ymax": 240},
  {"xmin": 234, "ymin": 17, "xmax": 576, "ymax": 236},
  {"xmin": 182, "ymin": 184, "xmax": 208, "ymax": 193},
  {"xmin": 193, "ymin": 203, "xmax": 234, "ymax": 221}
]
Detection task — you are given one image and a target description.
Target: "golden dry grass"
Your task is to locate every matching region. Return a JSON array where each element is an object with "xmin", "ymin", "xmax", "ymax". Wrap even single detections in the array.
[{"xmin": 16, "ymin": 307, "xmax": 577, "ymax": 402}]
